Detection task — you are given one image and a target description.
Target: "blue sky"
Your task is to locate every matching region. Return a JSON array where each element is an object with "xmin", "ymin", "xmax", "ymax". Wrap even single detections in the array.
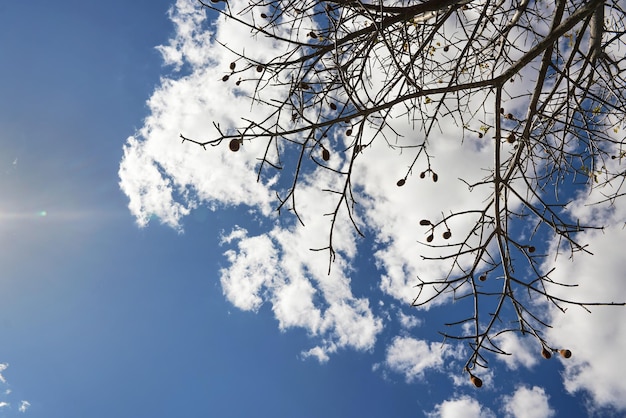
[{"xmin": 2, "ymin": 1, "xmax": 626, "ymax": 417}]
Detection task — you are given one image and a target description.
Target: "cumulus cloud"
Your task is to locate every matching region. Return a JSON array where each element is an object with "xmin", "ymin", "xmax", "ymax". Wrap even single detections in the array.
[
  {"xmin": 493, "ymin": 333, "xmax": 539, "ymax": 371},
  {"xmin": 118, "ymin": 2, "xmax": 626, "ymax": 401},
  {"xmin": 382, "ymin": 336, "xmax": 461, "ymax": 383},
  {"xmin": 502, "ymin": 386, "xmax": 555, "ymax": 418},
  {"xmin": 543, "ymin": 216, "xmax": 626, "ymax": 410},
  {"xmin": 425, "ymin": 396, "xmax": 496, "ymax": 418}
]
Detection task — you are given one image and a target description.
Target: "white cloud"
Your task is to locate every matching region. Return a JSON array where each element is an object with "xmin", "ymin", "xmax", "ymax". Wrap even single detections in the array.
[
  {"xmin": 535, "ymin": 140, "xmax": 626, "ymax": 411},
  {"xmin": 118, "ymin": 0, "xmax": 626, "ymax": 382},
  {"xmin": 383, "ymin": 336, "xmax": 461, "ymax": 383},
  {"xmin": 493, "ymin": 333, "xmax": 539, "ymax": 370},
  {"xmin": 397, "ymin": 309, "xmax": 422, "ymax": 330},
  {"xmin": 425, "ymin": 396, "xmax": 496, "ymax": 418},
  {"xmin": 18, "ymin": 400, "xmax": 30, "ymax": 413},
  {"xmin": 502, "ymin": 386, "xmax": 555, "ymax": 418},
  {"xmin": 0, "ymin": 363, "xmax": 7, "ymax": 384}
]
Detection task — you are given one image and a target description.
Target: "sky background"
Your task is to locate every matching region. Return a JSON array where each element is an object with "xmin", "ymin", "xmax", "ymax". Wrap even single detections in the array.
[{"xmin": 1, "ymin": 1, "xmax": 626, "ymax": 417}]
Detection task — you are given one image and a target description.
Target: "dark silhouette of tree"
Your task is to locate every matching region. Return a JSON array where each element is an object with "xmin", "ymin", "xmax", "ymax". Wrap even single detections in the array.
[{"xmin": 181, "ymin": 0, "xmax": 626, "ymax": 383}]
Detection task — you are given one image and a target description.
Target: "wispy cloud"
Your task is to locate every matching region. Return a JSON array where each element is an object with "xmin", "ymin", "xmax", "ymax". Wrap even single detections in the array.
[{"xmin": 18, "ymin": 400, "xmax": 30, "ymax": 413}]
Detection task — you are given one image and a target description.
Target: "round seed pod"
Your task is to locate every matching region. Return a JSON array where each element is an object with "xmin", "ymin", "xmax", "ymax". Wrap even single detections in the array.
[
  {"xmin": 420, "ymin": 172, "xmax": 426, "ymax": 179},
  {"xmin": 478, "ymin": 132, "xmax": 484, "ymax": 138},
  {"xmin": 426, "ymin": 234, "xmax": 434, "ymax": 243},
  {"xmin": 541, "ymin": 347, "xmax": 552, "ymax": 359},
  {"xmin": 229, "ymin": 139, "xmax": 241, "ymax": 152},
  {"xmin": 432, "ymin": 172, "xmax": 439, "ymax": 182},
  {"xmin": 479, "ymin": 274, "xmax": 487, "ymax": 281},
  {"xmin": 443, "ymin": 230, "xmax": 452, "ymax": 239},
  {"xmin": 528, "ymin": 246, "xmax": 536, "ymax": 253},
  {"xmin": 419, "ymin": 219, "xmax": 431, "ymax": 226},
  {"xmin": 507, "ymin": 133, "xmax": 515, "ymax": 143},
  {"xmin": 322, "ymin": 149, "xmax": 330, "ymax": 161},
  {"xmin": 230, "ymin": 62, "xmax": 236, "ymax": 70},
  {"xmin": 506, "ymin": 113, "xmax": 514, "ymax": 119},
  {"xmin": 346, "ymin": 129, "xmax": 353, "ymax": 136},
  {"xmin": 397, "ymin": 179, "xmax": 406, "ymax": 187},
  {"xmin": 471, "ymin": 375, "xmax": 483, "ymax": 388},
  {"xmin": 559, "ymin": 349, "xmax": 572, "ymax": 359},
  {"xmin": 256, "ymin": 65, "xmax": 264, "ymax": 72},
  {"xmin": 443, "ymin": 45, "xmax": 449, "ymax": 52},
  {"xmin": 329, "ymin": 102, "xmax": 337, "ymax": 110},
  {"xmin": 222, "ymin": 75, "xmax": 230, "ymax": 82},
  {"xmin": 260, "ymin": 13, "xmax": 267, "ymax": 18}
]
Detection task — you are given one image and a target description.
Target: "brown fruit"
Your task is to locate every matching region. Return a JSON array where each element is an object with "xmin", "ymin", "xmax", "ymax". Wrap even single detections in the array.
[
  {"xmin": 471, "ymin": 375, "xmax": 483, "ymax": 388},
  {"xmin": 260, "ymin": 12, "xmax": 267, "ymax": 18},
  {"xmin": 256, "ymin": 65, "xmax": 264, "ymax": 72},
  {"xmin": 222, "ymin": 75, "xmax": 230, "ymax": 82},
  {"xmin": 432, "ymin": 172, "xmax": 438, "ymax": 182},
  {"xmin": 230, "ymin": 62, "xmax": 236, "ymax": 70},
  {"xmin": 506, "ymin": 113, "xmax": 514, "ymax": 120},
  {"xmin": 229, "ymin": 139, "xmax": 241, "ymax": 152},
  {"xmin": 443, "ymin": 230, "xmax": 452, "ymax": 239},
  {"xmin": 346, "ymin": 129, "xmax": 353, "ymax": 136},
  {"xmin": 478, "ymin": 132, "xmax": 483, "ymax": 138},
  {"xmin": 479, "ymin": 274, "xmax": 486, "ymax": 281},
  {"xmin": 419, "ymin": 172, "xmax": 426, "ymax": 179},
  {"xmin": 559, "ymin": 349, "xmax": 572, "ymax": 359},
  {"xmin": 329, "ymin": 102, "xmax": 337, "ymax": 110},
  {"xmin": 322, "ymin": 149, "xmax": 330, "ymax": 161},
  {"xmin": 443, "ymin": 45, "xmax": 449, "ymax": 52},
  {"xmin": 419, "ymin": 219, "xmax": 431, "ymax": 226},
  {"xmin": 507, "ymin": 133, "xmax": 515, "ymax": 143},
  {"xmin": 309, "ymin": 31, "xmax": 318, "ymax": 39},
  {"xmin": 528, "ymin": 246, "xmax": 536, "ymax": 253},
  {"xmin": 426, "ymin": 234, "xmax": 434, "ymax": 243},
  {"xmin": 397, "ymin": 179, "xmax": 406, "ymax": 187},
  {"xmin": 541, "ymin": 347, "xmax": 552, "ymax": 359}
]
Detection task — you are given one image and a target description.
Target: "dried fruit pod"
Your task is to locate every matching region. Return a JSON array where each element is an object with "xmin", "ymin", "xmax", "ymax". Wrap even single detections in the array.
[
  {"xmin": 541, "ymin": 347, "xmax": 552, "ymax": 359},
  {"xmin": 322, "ymin": 149, "xmax": 330, "ymax": 161},
  {"xmin": 528, "ymin": 246, "xmax": 536, "ymax": 253},
  {"xmin": 229, "ymin": 62, "xmax": 236, "ymax": 70},
  {"xmin": 426, "ymin": 234, "xmax": 434, "ymax": 243},
  {"xmin": 506, "ymin": 113, "xmax": 514, "ymax": 119},
  {"xmin": 443, "ymin": 45, "xmax": 449, "ymax": 52},
  {"xmin": 419, "ymin": 172, "xmax": 426, "ymax": 179},
  {"xmin": 432, "ymin": 172, "xmax": 439, "ymax": 182},
  {"xmin": 260, "ymin": 12, "xmax": 267, "ymax": 18},
  {"xmin": 478, "ymin": 132, "xmax": 483, "ymax": 138},
  {"xmin": 396, "ymin": 179, "xmax": 406, "ymax": 187},
  {"xmin": 346, "ymin": 129, "xmax": 353, "ymax": 136},
  {"xmin": 229, "ymin": 139, "xmax": 241, "ymax": 152},
  {"xmin": 256, "ymin": 65, "xmax": 264, "ymax": 72},
  {"xmin": 559, "ymin": 349, "xmax": 572, "ymax": 359},
  {"xmin": 419, "ymin": 219, "xmax": 431, "ymax": 226},
  {"xmin": 478, "ymin": 274, "xmax": 487, "ymax": 281},
  {"xmin": 309, "ymin": 31, "xmax": 318, "ymax": 39},
  {"xmin": 443, "ymin": 230, "xmax": 452, "ymax": 240},
  {"xmin": 507, "ymin": 133, "xmax": 515, "ymax": 143},
  {"xmin": 222, "ymin": 75, "xmax": 230, "ymax": 82},
  {"xmin": 470, "ymin": 375, "xmax": 483, "ymax": 388},
  {"xmin": 329, "ymin": 102, "xmax": 337, "ymax": 110}
]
